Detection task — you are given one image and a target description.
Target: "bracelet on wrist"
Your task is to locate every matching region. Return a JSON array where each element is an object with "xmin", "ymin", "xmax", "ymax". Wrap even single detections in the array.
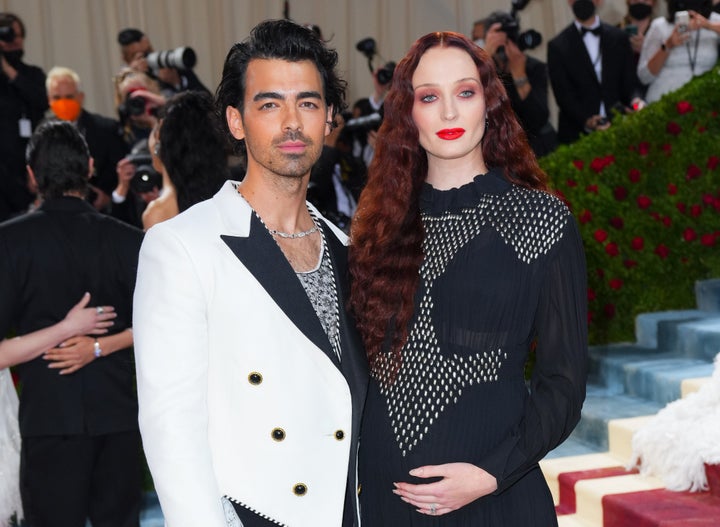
[
  {"xmin": 93, "ymin": 338, "xmax": 103, "ymax": 358},
  {"xmin": 513, "ymin": 76, "xmax": 529, "ymax": 88}
]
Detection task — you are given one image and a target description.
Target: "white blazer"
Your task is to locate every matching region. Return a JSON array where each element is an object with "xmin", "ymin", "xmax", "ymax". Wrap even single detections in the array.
[{"xmin": 133, "ymin": 181, "xmax": 367, "ymax": 527}]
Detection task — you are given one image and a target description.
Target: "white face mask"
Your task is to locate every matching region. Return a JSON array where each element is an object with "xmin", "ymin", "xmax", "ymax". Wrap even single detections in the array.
[{"xmin": 474, "ymin": 38, "xmax": 485, "ymax": 49}]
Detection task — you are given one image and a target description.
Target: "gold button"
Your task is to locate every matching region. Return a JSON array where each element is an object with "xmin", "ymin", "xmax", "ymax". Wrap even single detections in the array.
[
  {"xmin": 248, "ymin": 372, "xmax": 263, "ymax": 385},
  {"xmin": 334, "ymin": 430, "xmax": 345, "ymax": 440},
  {"xmin": 271, "ymin": 428, "xmax": 286, "ymax": 441},
  {"xmin": 357, "ymin": 483, "xmax": 362, "ymax": 495},
  {"xmin": 293, "ymin": 483, "xmax": 308, "ymax": 496}
]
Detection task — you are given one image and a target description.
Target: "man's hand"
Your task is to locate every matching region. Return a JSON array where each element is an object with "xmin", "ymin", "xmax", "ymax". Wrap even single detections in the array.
[
  {"xmin": 483, "ymin": 23, "xmax": 507, "ymax": 57},
  {"xmin": 392, "ymin": 462, "xmax": 498, "ymax": 516},
  {"xmin": 45, "ymin": 335, "xmax": 97, "ymax": 375}
]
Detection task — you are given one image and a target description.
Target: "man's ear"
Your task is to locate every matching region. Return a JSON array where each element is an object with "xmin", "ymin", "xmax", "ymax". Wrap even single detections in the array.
[
  {"xmin": 226, "ymin": 106, "xmax": 245, "ymax": 141},
  {"xmin": 26, "ymin": 165, "xmax": 38, "ymax": 194},
  {"xmin": 325, "ymin": 105, "xmax": 334, "ymax": 137}
]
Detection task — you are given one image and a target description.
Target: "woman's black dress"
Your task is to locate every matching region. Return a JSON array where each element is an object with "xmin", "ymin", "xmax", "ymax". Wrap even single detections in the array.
[{"xmin": 358, "ymin": 169, "xmax": 588, "ymax": 526}]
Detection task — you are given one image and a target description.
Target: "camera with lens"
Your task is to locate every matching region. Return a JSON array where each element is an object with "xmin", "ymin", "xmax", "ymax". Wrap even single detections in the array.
[
  {"xmin": 355, "ymin": 37, "xmax": 395, "ymax": 86},
  {"xmin": 0, "ymin": 23, "xmax": 15, "ymax": 43},
  {"xmin": 344, "ymin": 111, "xmax": 383, "ymax": 134},
  {"xmin": 117, "ymin": 93, "xmax": 151, "ymax": 124},
  {"xmin": 146, "ymin": 47, "xmax": 197, "ymax": 71},
  {"xmin": 485, "ymin": 10, "xmax": 542, "ymax": 53},
  {"xmin": 126, "ymin": 153, "xmax": 162, "ymax": 194}
]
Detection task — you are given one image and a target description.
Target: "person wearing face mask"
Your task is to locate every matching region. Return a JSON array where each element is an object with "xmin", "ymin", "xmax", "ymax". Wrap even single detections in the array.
[
  {"xmin": 45, "ymin": 67, "xmax": 129, "ymax": 212},
  {"xmin": 548, "ymin": 0, "xmax": 639, "ymax": 144},
  {"xmin": 0, "ymin": 12, "xmax": 48, "ymax": 222},
  {"xmin": 620, "ymin": 0, "xmax": 657, "ymax": 97},
  {"xmin": 638, "ymin": 0, "xmax": 720, "ymax": 103}
]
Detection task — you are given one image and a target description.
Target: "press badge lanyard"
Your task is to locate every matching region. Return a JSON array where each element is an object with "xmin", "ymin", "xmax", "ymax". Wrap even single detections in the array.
[{"xmin": 686, "ymin": 30, "xmax": 700, "ymax": 76}]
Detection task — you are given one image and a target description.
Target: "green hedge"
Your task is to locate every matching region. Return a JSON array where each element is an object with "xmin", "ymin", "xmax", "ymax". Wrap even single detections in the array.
[{"xmin": 540, "ymin": 67, "xmax": 720, "ymax": 345}]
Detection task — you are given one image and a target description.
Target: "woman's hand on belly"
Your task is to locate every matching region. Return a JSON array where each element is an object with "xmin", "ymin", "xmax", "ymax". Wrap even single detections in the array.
[{"xmin": 392, "ymin": 462, "xmax": 498, "ymax": 516}]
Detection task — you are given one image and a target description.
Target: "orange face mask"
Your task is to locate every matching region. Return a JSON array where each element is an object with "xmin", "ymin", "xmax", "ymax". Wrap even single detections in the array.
[{"xmin": 50, "ymin": 98, "xmax": 82, "ymax": 121}]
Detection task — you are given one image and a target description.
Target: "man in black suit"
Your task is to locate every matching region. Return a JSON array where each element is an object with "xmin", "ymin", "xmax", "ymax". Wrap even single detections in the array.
[
  {"xmin": 0, "ymin": 12, "xmax": 47, "ymax": 221},
  {"xmin": 45, "ymin": 66, "xmax": 130, "ymax": 212},
  {"xmin": 0, "ymin": 121, "xmax": 144, "ymax": 527},
  {"xmin": 548, "ymin": 0, "xmax": 639, "ymax": 144}
]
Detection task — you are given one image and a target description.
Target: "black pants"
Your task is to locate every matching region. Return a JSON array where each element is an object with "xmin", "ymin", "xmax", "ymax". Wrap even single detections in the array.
[{"xmin": 20, "ymin": 431, "xmax": 142, "ymax": 527}]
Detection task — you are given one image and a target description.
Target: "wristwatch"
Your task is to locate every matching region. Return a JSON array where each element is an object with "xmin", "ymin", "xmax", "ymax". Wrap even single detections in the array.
[{"xmin": 93, "ymin": 338, "xmax": 103, "ymax": 358}]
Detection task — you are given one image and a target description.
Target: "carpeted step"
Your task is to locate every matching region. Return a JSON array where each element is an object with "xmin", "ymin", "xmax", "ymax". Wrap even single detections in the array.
[
  {"xmin": 607, "ymin": 415, "xmax": 653, "ymax": 465},
  {"xmin": 574, "ymin": 473, "xmax": 665, "ymax": 526},
  {"xmin": 572, "ymin": 388, "xmax": 664, "ymax": 450},
  {"xmin": 541, "ymin": 452, "xmax": 625, "ymax": 506},
  {"xmin": 695, "ymin": 278, "xmax": 720, "ymax": 312},
  {"xmin": 602, "ymin": 486, "xmax": 720, "ymax": 527},
  {"xmin": 675, "ymin": 316, "xmax": 720, "ymax": 362},
  {"xmin": 634, "ymin": 310, "xmax": 715, "ymax": 351}
]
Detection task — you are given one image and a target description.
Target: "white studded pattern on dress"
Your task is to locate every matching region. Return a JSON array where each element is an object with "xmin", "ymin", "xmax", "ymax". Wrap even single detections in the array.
[{"xmin": 375, "ymin": 186, "xmax": 568, "ymax": 456}]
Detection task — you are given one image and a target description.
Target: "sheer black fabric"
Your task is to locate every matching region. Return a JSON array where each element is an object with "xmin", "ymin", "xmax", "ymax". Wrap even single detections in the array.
[{"xmin": 358, "ymin": 168, "xmax": 588, "ymax": 526}]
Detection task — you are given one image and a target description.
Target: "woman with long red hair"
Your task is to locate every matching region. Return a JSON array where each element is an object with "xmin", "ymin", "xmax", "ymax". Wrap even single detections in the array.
[{"xmin": 349, "ymin": 31, "xmax": 588, "ymax": 525}]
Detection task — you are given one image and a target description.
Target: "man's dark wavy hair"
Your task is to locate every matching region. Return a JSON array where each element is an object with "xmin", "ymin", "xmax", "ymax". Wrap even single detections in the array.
[
  {"xmin": 26, "ymin": 121, "xmax": 90, "ymax": 199},
  {"xmin": 215, "ymin": 18, "xmax": 347, "ymax": 154}
]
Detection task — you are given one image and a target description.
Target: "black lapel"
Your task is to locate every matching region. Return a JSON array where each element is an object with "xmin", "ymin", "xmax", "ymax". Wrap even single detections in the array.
[
  {"xmin": 324, "ymin": 223, "xmax": 369, "ymax": 410},
  {"xmin": 569, "ymin": 26, "xmax": 601, "ymax": 88},
  {"xmin": 220, "ymin": 214, "xmax": 334, "ymax": 361}
]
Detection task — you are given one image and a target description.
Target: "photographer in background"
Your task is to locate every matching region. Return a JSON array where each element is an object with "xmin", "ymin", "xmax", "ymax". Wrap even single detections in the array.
[
  {"xmin": 116, "ymin": 27, "xmax": 209, "ymax": 97},
  {"xmin": 483, "ymin": 11, "xmax": 558, "ymax": 157},
  {"xmin": 111, "ymin": 69, "xmax": 166, "ymax": 227},
  {"xmin": 638, "ymin": 0, "xmax": 720, "ymax": 103},
  {"xmin": 0, "ymin": 12, "xmax": 47, "ymax": 221}
]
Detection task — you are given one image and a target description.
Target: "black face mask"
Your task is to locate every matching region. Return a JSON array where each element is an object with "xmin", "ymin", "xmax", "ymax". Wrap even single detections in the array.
[
  {"xmin": 628, "ymin": 3, "xmax": 653, "ymax": 20},
  {"xmin": 573, "ymin": 0, "xmax": 597, "ymax": 21},
  {"xmin": 2, "ymin": 49, "xmax": 24, "ymax": 67}
]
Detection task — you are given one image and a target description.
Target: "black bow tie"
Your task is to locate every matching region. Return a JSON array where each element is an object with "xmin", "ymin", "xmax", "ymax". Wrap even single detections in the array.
[{"xmin": 580, "ymin": 25, "xmax": 602, "ymax": 37}]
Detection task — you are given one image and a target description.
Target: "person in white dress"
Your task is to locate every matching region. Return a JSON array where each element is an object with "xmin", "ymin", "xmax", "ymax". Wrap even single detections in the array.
[
  {"xmin": 0, "ymin": 293, "xmax": 115, "ymax": 526},
  {"xmin": 638, "ymin": 3, "xmax": 720, "ymax": 103}
]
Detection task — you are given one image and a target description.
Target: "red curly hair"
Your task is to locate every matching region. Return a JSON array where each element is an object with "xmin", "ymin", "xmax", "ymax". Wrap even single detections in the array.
[{"xmin": 348, "ymin": 31, "xmax": 548, "ymax": 371}]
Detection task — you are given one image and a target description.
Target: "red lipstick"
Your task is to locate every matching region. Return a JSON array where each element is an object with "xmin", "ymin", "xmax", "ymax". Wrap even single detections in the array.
[{"xmin": 436, "ymin": 128, "xmax": 465, "ymax": 140}]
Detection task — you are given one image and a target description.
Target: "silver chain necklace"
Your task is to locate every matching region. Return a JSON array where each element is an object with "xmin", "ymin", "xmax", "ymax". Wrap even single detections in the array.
[{"xmin": 268, "ymin": 224, "xmax": 318, "ymax": 239}]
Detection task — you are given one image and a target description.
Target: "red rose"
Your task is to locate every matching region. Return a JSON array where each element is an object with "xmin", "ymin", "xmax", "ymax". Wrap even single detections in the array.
[
  {"xmin": 637, "ymin": 195, "xmax": 652, "ymax": 209},
  {"xmin": 690, "ymin": 204, "xmax": 702, "ymax": 217},
  {"xmin": 662, "ymin": 143, "xmax": 672, "ymax": 155},
  {"xmin": 638, "ymin": 142, "xmax": 650, "ymax": 156},
  {"xmin": 590, "ymin": 157, "xmax": 606, "ymax": 173},
  {"xmin": 686, "ymin": 164, "xmax": 702, "ymax": 181},
  {"xmin": 654, "ymin": 244, "xmax": 670, "ymax": 258},
  {"xmin": 683, "ymin": 228, "xmax": 697, "ymax": 241},
  {"xmin": 567, "ymin": 179, "xmax": 578, "ymax": 187},
  {"xmin": 609, "ymin": 217, "xmax": 624, "ymax": 229},
  {"xmin": 662, "ymin": 216, "xmax": 672, "ymax": 227},
  {"xmin": 604, "ymin": 304, "xmax": 616, "ymax": 318},
  {"xmin": 614, "ymin": 186, "xmax": 628, "ymax": 200},
  {"xmin": 579, "ymin": 209, "xmax": 592, "ymax": 224},
  {"xmin": 667, "ymin": 122, "xmax": 682, "ymax": 135},
  {"xmin": 586, "ymin": 184, "xmax": 599, "ymax": 193},
  {"xmin": 703, "ymin": 194, "xmax": 714, "ymax": 205},
  {"xmin": 605, "ymin": 242, "xmax": 619, "ymax": 256},
  {"xmin": 631, "ymin": 237, "xmax": 644, "ymax": 250},
  {"xmin": 676, "ymin": 101, "xmax": 693, "ymax": 114},
  {"xmin": 677, "ymin": 202, "xmax": 686, "ymax": 213},
  {"xmin": 573, "ymin": 159, "xmax": 584, "ymax": 170},
  {"xmin": 594, "ymin": 229, "xmax": 608, "ymax": 243},
  {"xmin": 588, "ymin": 288, "xmax": 596, "ymax": 301},
  {"xmin": 668, "ymin": 183, "xmax": 678, "ymax": 195},
  {"xmin": 708, "ymin": 156, "xmax": 719, "ymax": 170},
  {"xmin": 701, "ymin": 233, "xmax": 716, "ymax": 246},
  {"xmin": 609, "ymin": 278, "xmax": 623, "ymax": 290},
  {"xmin": 628, "ymin": 168, "xmax": 642, "ymax": 182},
  {"xmin": 624, "ymin": 259, "xmax": 638, "ymax": 268}
]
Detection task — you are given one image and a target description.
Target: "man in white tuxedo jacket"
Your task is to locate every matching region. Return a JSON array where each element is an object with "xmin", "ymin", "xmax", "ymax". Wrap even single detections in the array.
[{"xmin": 133, "ymin": 20, "xmax": 368, "ymax": 527}]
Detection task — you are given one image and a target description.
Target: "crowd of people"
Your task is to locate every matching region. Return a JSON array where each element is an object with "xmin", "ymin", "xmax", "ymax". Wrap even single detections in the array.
[{"xmin": 0, "ymin": 1, "xmax": 718, "ymax": 526}]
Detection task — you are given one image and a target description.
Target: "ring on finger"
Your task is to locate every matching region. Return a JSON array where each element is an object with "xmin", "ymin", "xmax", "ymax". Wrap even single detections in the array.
[
  {"xmin": 429, "ymin": 503, "xmax": 437, "ymax": 515},
  {"xmin": 96, "ymin": 306, "xmax": 104, "ymax": 315}
]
